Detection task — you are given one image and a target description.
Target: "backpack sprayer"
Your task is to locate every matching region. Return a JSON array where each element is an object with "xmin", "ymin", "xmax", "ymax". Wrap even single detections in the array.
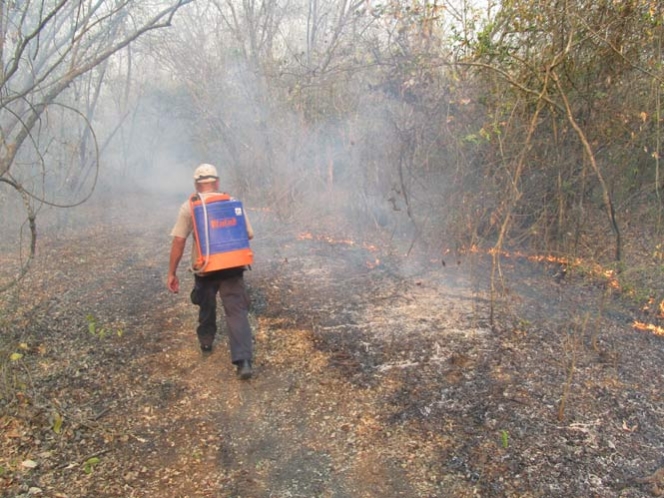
[{"xmin": 189, "ymin": 193, "xmax": 253, "ymax": 274}]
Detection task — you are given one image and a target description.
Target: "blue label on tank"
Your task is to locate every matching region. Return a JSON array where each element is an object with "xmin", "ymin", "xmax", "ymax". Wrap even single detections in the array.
[{"xmin": 193, "ymin": 199, "xmax": 250, "ymax": 254}]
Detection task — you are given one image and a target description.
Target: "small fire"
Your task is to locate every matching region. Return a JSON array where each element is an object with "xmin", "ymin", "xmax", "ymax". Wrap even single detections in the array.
[
  {"xmin": 459, "ymin": 245, "xmax": 620, "ymax": 289},
  {"xmin": 633, "ymin": 321, "xmax": 664, "ymax": 336},
  {"xmin": 463, "ymin": 244, "xmax": 573, "ymax": 265},
  {"xmin": 641, "ymin": 298, "xmax": 664, "ymax": 319},
  {"xmin": 298, "ymin": 232, "xmax": 355, "ymax": 246},
  {"xmin": 366, "ymin": 258, "xmax": 380, "ymax": 269},
  {"xmin": 297, "ymin": 232, "xmax": 379, "ymax": 252}
]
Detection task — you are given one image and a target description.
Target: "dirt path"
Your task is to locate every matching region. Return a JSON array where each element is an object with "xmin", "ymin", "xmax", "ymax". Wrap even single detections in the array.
[
  {"xmin": 1, "ymin": 192, "xmax": 663, "ymax": 497},
  {"xmin": 115, "ymin": 211, "xmax": 485, "ymax": 498}
]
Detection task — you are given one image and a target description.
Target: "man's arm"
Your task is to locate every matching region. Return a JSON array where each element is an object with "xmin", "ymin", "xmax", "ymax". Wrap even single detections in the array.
[
  {"xmin": 167, "ymin": 236, "xmax": 187, "ymax": 293},
  {"xmin": 245, "ymin": 212, "xmax": 254, "ymax": 240}
]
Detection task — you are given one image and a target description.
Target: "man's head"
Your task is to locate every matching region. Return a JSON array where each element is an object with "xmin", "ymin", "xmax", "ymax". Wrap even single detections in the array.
[{"xmin": 193, "ymin": 163, "xmax": 219, "ymax": 191}]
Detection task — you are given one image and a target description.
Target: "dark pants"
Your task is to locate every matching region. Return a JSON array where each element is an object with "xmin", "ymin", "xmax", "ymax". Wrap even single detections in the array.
[{"xmin": 191, "ymin": 268, "xmax": 252, "ymax": 363}]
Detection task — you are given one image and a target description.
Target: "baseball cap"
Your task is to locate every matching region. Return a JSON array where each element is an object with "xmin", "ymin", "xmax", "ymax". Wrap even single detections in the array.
[{"xmin": 193, "ymin": 163, "xmax": 218, "ymax": 183}]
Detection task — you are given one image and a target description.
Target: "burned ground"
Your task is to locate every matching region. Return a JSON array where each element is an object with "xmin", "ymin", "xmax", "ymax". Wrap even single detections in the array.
[{"xmin": 1, "ymin": 191, "xmax": 663, "ymax": 497}]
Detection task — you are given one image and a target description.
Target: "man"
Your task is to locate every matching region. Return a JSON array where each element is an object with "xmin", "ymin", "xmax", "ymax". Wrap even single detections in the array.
[{"xmin": 167, "ymin": 163, "xmax": 254, "ymax": 380}]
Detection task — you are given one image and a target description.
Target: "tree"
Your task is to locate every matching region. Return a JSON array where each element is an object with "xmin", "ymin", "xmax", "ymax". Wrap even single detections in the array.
[
  {"xmin": 458, "ymin": 0, "xmax": 664, "ymax": 263},
  {"xmin": 0, "ymin": 0, "xmax": 192, "ymax": 291}
]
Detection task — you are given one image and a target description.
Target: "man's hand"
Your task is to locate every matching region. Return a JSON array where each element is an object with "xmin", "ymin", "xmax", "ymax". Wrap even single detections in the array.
[
  {"xmin": 167, "ymin": 274, "xmax": 180, "ymax": 293},
  {"xmin": 168, "ymin": 236, "xmax": 186, "ymax": 294}
]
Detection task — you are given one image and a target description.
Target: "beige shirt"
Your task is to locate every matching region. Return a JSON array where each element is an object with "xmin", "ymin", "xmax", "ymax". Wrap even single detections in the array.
[{"xmin": 170, "ymin": 193, "xmax": 254, "ymax": 267}]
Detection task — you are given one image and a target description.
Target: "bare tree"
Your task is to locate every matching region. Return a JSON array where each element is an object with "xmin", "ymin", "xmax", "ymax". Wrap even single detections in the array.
[
  {"xmin": 456, "ymin": 0, "xmax": 664, "ymax": 263},
  {"xmin": 0, "ymin": 0, "xmax": 192, "ymax": 291}
]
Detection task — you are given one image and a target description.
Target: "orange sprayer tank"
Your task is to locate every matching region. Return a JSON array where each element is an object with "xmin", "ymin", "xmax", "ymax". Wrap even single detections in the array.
[{"xmin": 189, "ymin": 193, "xmax": 253, "ymax": 274}]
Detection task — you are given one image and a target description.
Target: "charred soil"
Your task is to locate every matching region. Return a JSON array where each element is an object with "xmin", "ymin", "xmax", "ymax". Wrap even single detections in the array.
[{"xmin": 1, "ymin": 192, "xmax": 663, "ymax": 498}]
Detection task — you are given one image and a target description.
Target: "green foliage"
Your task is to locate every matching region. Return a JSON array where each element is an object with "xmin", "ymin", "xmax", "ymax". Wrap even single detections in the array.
[
  {"xmin": 500, "ymin": 430, "xmax": 509, "ymax": 448},
  {"xmin": 83, "ymin": 457, "xmax": 100, "ymax": 474},
  {"xmin": 52, "ymin": 411, "xmax": 64, "ymax": 434},
  {"xmin": 86, "ymin": 314, "xmax": 101, "ymax": 337},
  {"xmin": 475, "ymin": 23, "xmax": 494, "ymax": 56},
  {"xmin": 86, "ymin": 314, "xmax": 123, "ymax": 339},
  {"xmin": 462, "ymin": 132, "xmax": 490, "ymax": 145},
  {"xmin": 1, "ymin": 342, "xmax": 29, "ymax": 402},
  {"xmin": 474, "ymin": 22, "xmax": 513, "ymax": 62}
]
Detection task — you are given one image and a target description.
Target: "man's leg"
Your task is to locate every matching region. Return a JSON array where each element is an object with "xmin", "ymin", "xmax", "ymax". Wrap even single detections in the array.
[
  {"xmin": 192, "ymin": 275, "xmax": 220, "ymax": 350},
  {"xmin": 218, "ymin": 275, "xmax": 253, "ymax": 364}
]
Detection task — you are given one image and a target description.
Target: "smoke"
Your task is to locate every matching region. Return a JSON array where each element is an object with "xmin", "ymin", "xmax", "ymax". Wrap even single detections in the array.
[{"xmin": 0, "ymin": 0, "xmax": 477, "ymax": 291}]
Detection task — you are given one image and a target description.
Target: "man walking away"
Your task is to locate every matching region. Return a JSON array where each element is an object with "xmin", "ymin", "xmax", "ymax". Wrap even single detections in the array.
[{"xmin": 167, "ymin": 163, "xmax": 254, "ymax": 380}]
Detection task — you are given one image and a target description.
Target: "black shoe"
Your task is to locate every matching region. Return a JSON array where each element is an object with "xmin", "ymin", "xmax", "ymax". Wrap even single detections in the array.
[
  {"xmin": 201, "ymin": 344, "xmax": 213, "ymax": 353},
  {"xmin": 236, "ymin": 359, "xmax": 253, "ymax": 380}
]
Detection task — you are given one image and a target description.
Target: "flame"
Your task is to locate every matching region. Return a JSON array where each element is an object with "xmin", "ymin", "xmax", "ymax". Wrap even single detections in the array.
[
  {"xmin": 366, "ymin": 258, "xmax": 380, "ymax": 269},
  {"xmin": 462, "ymin": 244, "xmax": 573, "ymax": 264},
  {"xmin": 639, "ymin": 298, "xmax": 664, "ymax": 318},
  {"xmin": 634, "ymin": 299, "xmax": 664, "ymax": 336},
  {"xmin": 633, "ymin": 321, "xmax": 664, "ymax": 336},
  {"xmin": 461, "ymin": 245, "xmax": 664, "ymax": 336},
  {"xmin": 297, "ymin": 232, "xmax": 379, "ymax": 252},
  {"xmin": 298, "ymin": 232, "xmax": 355, "ymax": 245},
  {"xmin": 459, "ymin": 245, "xmax": 620, "ymax": 289}
]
